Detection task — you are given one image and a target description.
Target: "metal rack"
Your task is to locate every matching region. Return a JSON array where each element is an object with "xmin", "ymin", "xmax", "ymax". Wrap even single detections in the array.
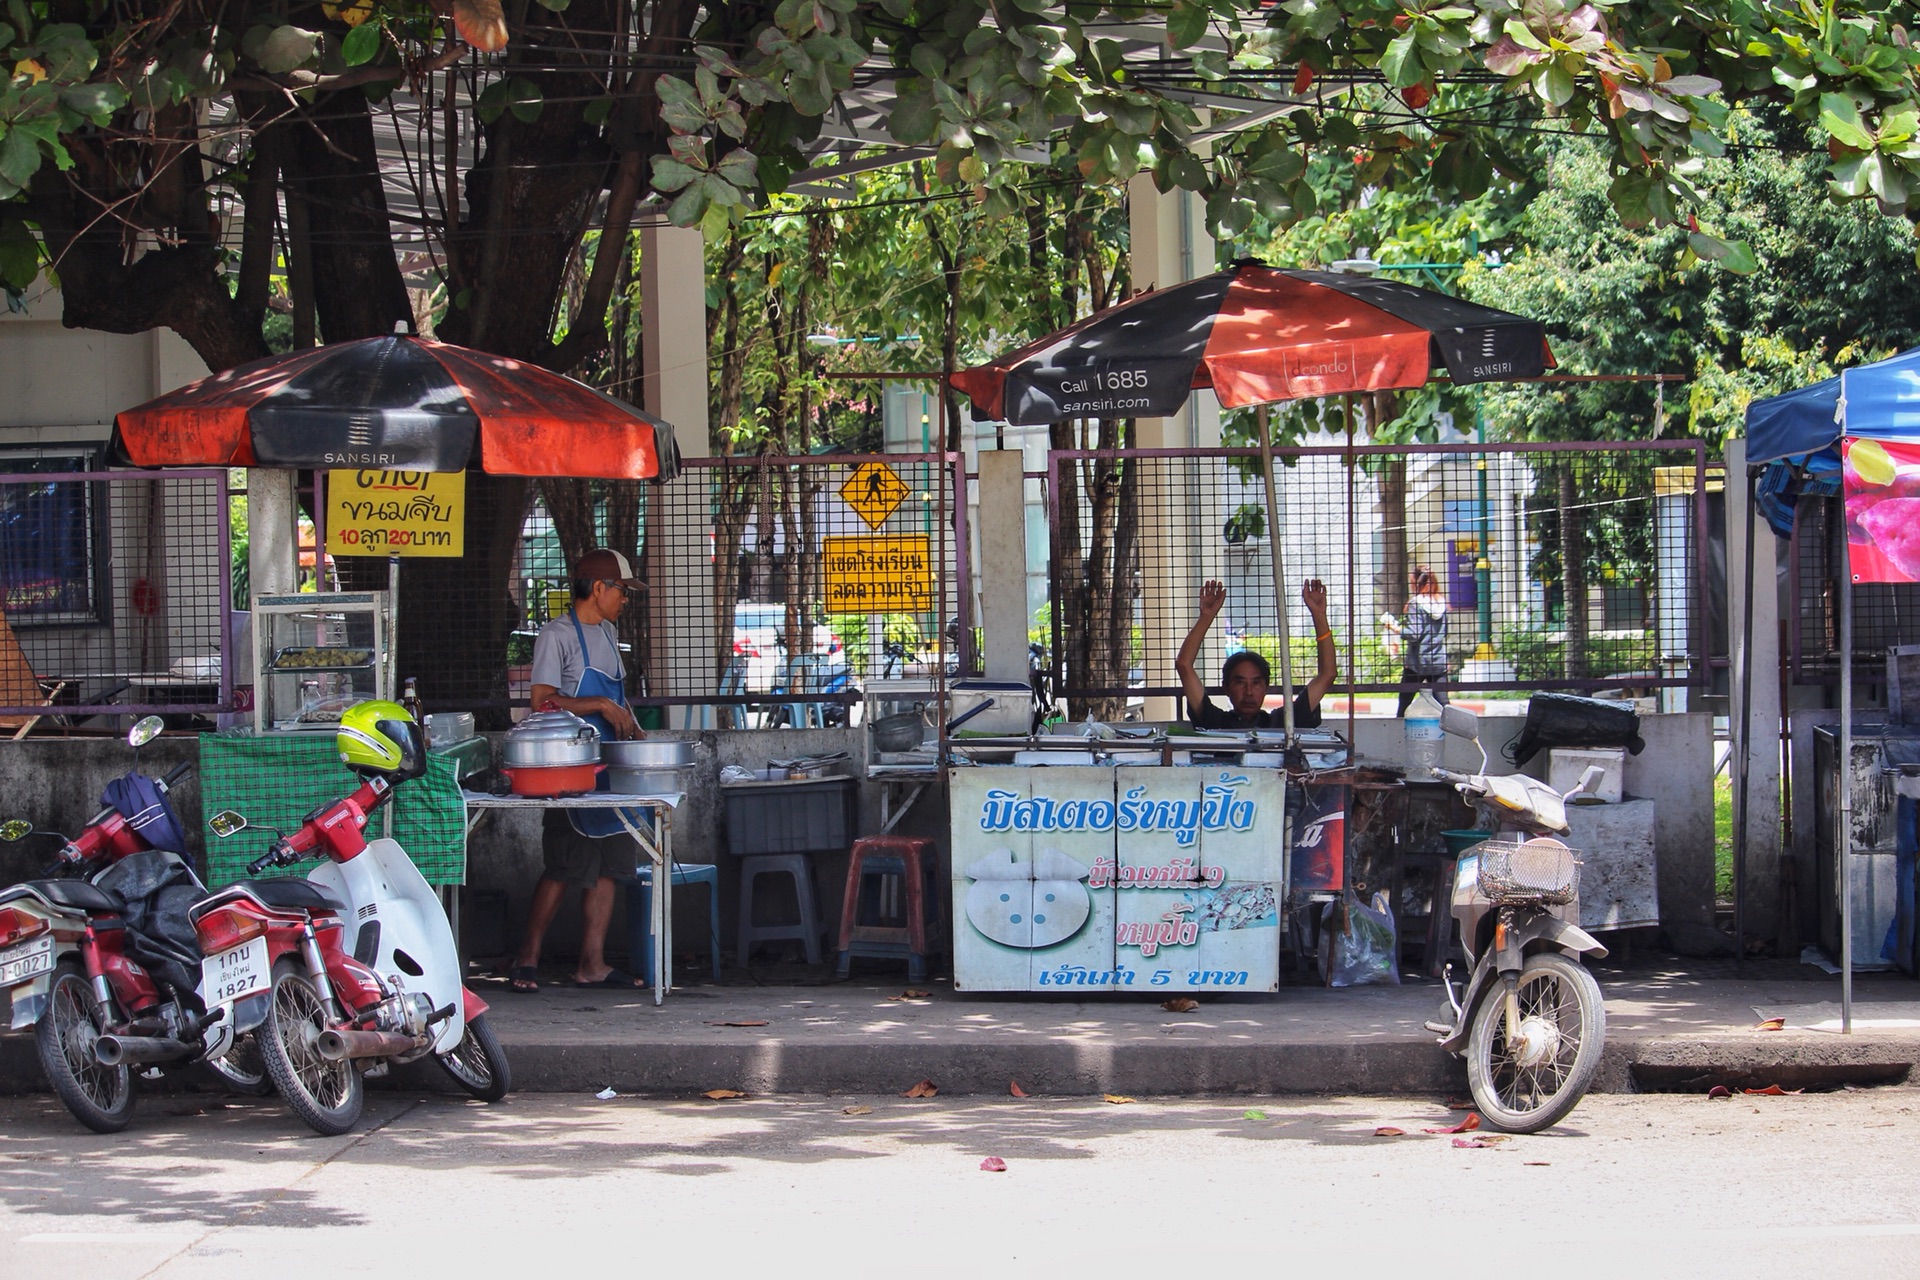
[{"xmin": 251, "ymin": 591, "xmax": 393, "ymax": 734}]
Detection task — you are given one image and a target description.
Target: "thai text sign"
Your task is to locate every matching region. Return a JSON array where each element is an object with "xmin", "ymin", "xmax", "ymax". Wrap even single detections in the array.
[
  {"xmin": 951, "ymin": 766, "xmax": 1288, "ymax": 993},
  {"xmin": 822, "ymin": 534, "xmax": 932, "ymax": 614},
  {"xmin": 325, "ymin": 470, "xmax": 465, "ymax": 558}
]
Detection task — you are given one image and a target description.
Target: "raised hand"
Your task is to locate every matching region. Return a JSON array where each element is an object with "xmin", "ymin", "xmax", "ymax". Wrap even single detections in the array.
[
  {"xmin": 1198, "ymin": 579, "xmax": 1227, "ymax": 619},
  {"xmin": 1301, "ymin": 578, "xmax": 1328, "ymax": 619}
]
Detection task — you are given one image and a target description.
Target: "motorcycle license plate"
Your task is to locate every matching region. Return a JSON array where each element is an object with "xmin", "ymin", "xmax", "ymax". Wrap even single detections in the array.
[
  {"xmin": 203, "ymin": 937, "xmax": 270, "ymax": 1006},
  {"xmin": 0, "ymin": 935, "xmax": 53, "ymax": 986}
]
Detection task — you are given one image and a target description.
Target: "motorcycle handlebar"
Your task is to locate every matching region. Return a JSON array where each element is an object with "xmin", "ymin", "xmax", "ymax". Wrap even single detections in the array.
[
  {"xmin": 1430, "ymin": 767, "xmax": 1472, "ymax": 785},
  {"xmin": 247, "ymin": 840, "xmax": 294, "ymax": 877},
  {"xmin": 161, "ymin": 762, "xmax": 193, "ymax": 789}
]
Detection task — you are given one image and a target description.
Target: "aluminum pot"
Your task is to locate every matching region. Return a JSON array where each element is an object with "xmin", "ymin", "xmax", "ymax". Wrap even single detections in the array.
[
  {"xmin": 601, "ymin": 738, "xmax": 695, "ymax": 769},
  {"xmin": 503, "ymin": 709, "xmax": 600, "ymax": 768},
  {"xmin": 607, "ymin": 766, "xmax": 690, "ymax": 796}
]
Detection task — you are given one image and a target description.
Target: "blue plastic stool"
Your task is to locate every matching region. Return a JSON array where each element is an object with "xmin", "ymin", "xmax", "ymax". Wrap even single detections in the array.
[{"xmin": 626, "ymin": 863, "xmax": 722, "ymax": 985}]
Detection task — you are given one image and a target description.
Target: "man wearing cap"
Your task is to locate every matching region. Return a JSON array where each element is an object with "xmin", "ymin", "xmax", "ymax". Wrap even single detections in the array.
[{"xmin": 508, "ymin": 547, "xmax": 647, "ymax": 992}]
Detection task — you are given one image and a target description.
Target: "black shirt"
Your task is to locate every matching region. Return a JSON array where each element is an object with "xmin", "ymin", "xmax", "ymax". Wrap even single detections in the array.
[{"xmin": 1190, "ymin": 689, "xmax": 1322, "ymax": 731}]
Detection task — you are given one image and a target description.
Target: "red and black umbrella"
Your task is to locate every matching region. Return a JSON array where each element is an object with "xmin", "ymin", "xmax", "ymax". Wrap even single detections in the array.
[
  {"xmin": 113, "ymin": 331, "xmax": 679, "ymax": 481},
  {"xmin": 952, "ymin": 260, "xmax": 1553, "ymax": 424}
]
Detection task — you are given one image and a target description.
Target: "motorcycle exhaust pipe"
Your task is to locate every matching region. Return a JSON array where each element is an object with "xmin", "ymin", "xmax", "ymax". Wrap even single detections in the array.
[
  {"xmin": 95, "ymin": 1034, "xmax": 197, "ymax": 1067},
  {"xmin": 314, "ymin": 1027, "xmax": 418, "ymax": 1062}
]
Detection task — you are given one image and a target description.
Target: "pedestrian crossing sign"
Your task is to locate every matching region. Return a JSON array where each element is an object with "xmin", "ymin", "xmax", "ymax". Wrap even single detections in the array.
[{"xmin": 840, "ymin": 461, "xmax": 908, "ymax": 530}]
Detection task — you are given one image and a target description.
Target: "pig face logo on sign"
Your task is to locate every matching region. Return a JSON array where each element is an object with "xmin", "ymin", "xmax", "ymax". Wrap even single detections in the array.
[{"xmin": 961, "ymin": 847, "xmax": 1092, "ymax": 949}]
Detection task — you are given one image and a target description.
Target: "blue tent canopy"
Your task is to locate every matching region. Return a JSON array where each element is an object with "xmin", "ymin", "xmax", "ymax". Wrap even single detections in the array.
[{"xmin": 1743, "ymin": 346, "xmax": 1920, "ymax": 535}]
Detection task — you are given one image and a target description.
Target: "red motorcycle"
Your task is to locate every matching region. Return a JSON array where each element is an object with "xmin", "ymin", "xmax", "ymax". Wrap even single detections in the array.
[
  {"xmin": 199, "ymin": 702, "xmax": 507, "ymax": 1135},
  {"xmin": 0, "ymin": 718, "xmax": 270, "ymax": 1133}
]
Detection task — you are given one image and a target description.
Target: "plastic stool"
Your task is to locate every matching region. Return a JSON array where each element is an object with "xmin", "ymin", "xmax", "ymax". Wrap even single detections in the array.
[
  {"xmin": 736, "ymin": 853, "xmax": 828, "ymax": 966},
  {"xmin": 836, "ymin": 835, "xmax": 939, "ymax": 981},
  {"xmin": 626, "ymin": 864, "xmax": 722, "ymax": 985}
]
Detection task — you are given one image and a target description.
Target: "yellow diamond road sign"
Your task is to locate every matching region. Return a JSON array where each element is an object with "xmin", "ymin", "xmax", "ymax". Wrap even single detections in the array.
[{"xmin": 840, "ymin": 461, "xmax": 908, "ymax": 530}]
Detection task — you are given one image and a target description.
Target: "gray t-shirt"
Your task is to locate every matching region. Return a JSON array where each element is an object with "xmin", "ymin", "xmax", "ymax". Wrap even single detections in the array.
[{"xmin": 530, "ymin": 610, "xmax": 625, "ymax": 697}]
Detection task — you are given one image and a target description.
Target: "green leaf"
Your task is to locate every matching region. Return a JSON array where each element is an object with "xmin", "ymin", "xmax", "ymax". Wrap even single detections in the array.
[
  {"xmin": 714, "ymin": 147, "xmax": 759, "ymax": 186},
  {"xmin": 58, "ymin": 82, "xmax": 126, "ymax": 124},
  {"xmin": 889, "ymin": 79, "xmax": 937, "ymax": 143},
  {"xmin": 1167, "ymin": 0, "xmax": 1209, "ymax": 50},
  {"xmin": 1687, "ymin": 230, "xmax": 1729, "ymax": 261},
  {"xmin": 475, "ymin": 79, "xmax": 508, "ymax": 124},
  {"xmin": 0, "ymin": 127, "xmax": 40, "ymax": 192},
  {"xmin": 0, "ymin": 219, "xmax": 37, "ymax": 291},
  {"xmin": 254, "ymin": 25, "xmax": 320, "ymax": 76},
  {"xmin": 1380, "ymin": 33, "xmax": 1423, "ymax": 89},
  {"xmin": 650, "ymin": 156, "xmax": 701, "ymax": 192},
  {"xmin": 339, "ymin": 21, "xmax": 381, "ymax": 67},
  {"xmin": 582, "ymin": 97, "xmax": 612, "ymax": 127},
  {"xmin": 1820, "ymin": 92, "xmax": 1873, "ymax": 150},
  {"xmin": 505, "ymin": 78, "xmax": 543, "ymax": 123},
  {"xmin": 534, "ymin": 0, "xmax": 572, "ymax": 9},
  {"xmin": 666, "ymin": 182, "xmax": 709, "ymax": 227},
  {"xmin": 1502, "ymin": 18, "xmax": 1546, "ymax": 51},
  {"xmin": 1718, "ymin": 239, "xmax": 1759, "ymax": 274},
  {"xmin": 1534, "ymin": 62, "xmax": 1574, "ymax": 107}
]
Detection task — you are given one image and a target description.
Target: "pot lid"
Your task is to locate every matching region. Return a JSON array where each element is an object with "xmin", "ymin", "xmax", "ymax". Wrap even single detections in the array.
[{"xmin": 509, "ymin": 708, "xmax": 601, "ymax": 743}]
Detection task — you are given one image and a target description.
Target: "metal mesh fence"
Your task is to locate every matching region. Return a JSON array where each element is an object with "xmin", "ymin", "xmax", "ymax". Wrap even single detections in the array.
[
  {"xmin": 0, "ymin": 467, "xmax": 233, "ymax": 722},
  {"xmin": 1046, "ymin": 441, "xmax": 1709, "ymax": 706},
  {"xmin": 1789, "ymin": 493, "xmax": 1920, "ymax": 682}
]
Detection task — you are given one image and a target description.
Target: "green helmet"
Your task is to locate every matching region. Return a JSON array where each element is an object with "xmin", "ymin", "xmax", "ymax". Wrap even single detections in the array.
[{"xmin": 336, "ymin": 699, "xmax": 427, "ymax": 780}]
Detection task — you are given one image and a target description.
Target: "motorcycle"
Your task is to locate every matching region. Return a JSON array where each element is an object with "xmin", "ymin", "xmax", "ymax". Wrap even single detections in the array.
[
  {"xmin": 0, "ymin": 716, "xmax": 271, "ymax": 1133},
  {"xmin": 1425, "ymin": 705, "xmax": 1610, "ymax": 1133},
  {"xmin": 199, "ymin": 710, "xmax": 508, "ymax": 1136}
]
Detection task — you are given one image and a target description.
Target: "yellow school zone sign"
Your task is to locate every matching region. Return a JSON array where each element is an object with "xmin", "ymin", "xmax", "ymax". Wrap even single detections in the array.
[{"xmin": 839, "ymin": 461, "xmax": 908, "ymax": 530}]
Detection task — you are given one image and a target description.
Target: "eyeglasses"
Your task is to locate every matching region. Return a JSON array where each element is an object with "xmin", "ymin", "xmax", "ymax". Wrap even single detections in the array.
[{"xmin": 598, "ymin": 580, "xmax": 635, "ymax": 598}]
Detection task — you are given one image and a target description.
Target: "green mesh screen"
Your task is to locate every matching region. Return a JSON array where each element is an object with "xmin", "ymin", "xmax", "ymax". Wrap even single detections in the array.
[{"xmin": 198, "ymin": 732, "xmax": 482, "ymax": 886}]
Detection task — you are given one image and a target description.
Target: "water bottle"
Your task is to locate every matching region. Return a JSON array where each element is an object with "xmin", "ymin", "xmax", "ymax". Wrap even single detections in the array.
[{"xmin": 1405, "ymin": 689, "xmax": 1444, "ymax": 778}]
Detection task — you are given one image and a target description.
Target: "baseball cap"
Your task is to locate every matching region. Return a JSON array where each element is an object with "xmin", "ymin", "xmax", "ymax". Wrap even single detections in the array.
[{"xmin": 573, "ymin": 547, "xmax": 647, "ymax": 591}]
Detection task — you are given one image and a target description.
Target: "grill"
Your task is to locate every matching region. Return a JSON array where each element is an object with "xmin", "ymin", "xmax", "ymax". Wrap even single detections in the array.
[{"xmin": 1476, "ymin": 841, "xmax": 1581, "ymax": 905}]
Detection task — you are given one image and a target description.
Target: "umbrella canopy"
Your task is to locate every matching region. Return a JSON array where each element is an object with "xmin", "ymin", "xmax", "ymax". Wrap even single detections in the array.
[
  {"xmin": 952, "ymin": 260, "xmax": 1554, "ymax": 424},
  {"xmin": 113, "ymin": 332, "xmax": 680, "ymax": 481}
]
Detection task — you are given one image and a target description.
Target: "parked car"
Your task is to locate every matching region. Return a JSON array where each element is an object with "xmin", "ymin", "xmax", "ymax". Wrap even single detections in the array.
[{"xmin": 732, "ymin": 602, "xmax": 851, "ymax": 697}]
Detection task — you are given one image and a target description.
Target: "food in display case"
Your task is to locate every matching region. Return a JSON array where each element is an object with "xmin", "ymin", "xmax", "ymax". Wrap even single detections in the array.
[{"xmin": 269, "ymin": 646, "xmax": 375, "ymax": 670}]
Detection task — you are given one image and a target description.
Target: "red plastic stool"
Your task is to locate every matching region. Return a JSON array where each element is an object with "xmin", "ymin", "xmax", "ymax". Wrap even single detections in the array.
[{"xmin": 836, "ymin": 835, "xmax": 939, "ymax": 981}]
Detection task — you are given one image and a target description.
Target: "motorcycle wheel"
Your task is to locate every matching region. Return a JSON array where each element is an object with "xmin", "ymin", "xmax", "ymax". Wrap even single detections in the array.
[
  {"xmin": 202, "ymin": 1031, "xmax": 275, "ymax": 1097},
  {"xmin": 36, "ymin": 963, "xmax": 135, "ymax": 1133},
  {"xmin": 1466, "ymin": 951, "xmax": 1605, "ymax": 1134},
  {"xmin": 434, "ymin": 1013, "xmax": 511, "ymax": 1102},
  {"xmin": 259, "ymin": 963, "xmax": 364, "ymax": 1136}
]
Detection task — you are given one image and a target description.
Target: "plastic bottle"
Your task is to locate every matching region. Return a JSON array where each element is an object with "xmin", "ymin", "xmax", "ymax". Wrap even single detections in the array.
[{"xmin": 1404, "ymin": 689, "xmax": 1444, "ymax": 778}]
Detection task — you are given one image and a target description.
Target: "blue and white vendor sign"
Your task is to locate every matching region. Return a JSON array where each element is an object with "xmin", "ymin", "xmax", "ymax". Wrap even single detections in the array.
[{"xmin": 950, "ymin": 766, "xmax": 1289, "ymax": 992}]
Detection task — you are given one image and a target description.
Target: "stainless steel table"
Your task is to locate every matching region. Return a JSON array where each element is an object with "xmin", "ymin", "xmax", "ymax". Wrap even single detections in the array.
[{"xmin": 460, "ymin": 790, "xmax": 684, "ymax": 1005}]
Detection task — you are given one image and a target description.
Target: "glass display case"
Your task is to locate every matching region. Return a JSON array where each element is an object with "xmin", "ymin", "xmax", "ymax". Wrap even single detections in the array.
[{"xmin": 251, "ymin": 591, "xmax": 392, "ymax": 733}]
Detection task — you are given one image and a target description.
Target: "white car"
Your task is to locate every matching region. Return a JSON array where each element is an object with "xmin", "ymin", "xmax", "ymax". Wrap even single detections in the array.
[{"xmin": 732, "ymin": 603, "xmax": 849, "ymax": 696}]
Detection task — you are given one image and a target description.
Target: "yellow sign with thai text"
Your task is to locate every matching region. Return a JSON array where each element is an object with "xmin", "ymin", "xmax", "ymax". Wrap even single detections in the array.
[
  {"xmin": 822, "ymin": 534, "xmax": 933, "ymax": 614},
  {"xmin": 325, "ymin": 470, "xmax": 465, "ymax": 557}
]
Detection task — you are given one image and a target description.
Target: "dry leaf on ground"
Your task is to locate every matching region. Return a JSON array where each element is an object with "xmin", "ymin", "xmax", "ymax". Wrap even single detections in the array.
[
  {"xmin": 902, "ymin": 1079, "xmax": 939, "ymax": 1098},
  {"xmin": 842, "ymin": 1105, "xmax": 874, "ymax": 1116},
  {"xmin": 1010, "ymin": 1081, "xmax": 1029, "ymax": 1098},
  {"xmin": 1524, "ymin": 1161, "xmax": 1552, "ymax": 1167},
  {"xmin": 1444, "ymin": 1097, "xmax": 1475, "ymax": 1110},
  {"xmin": 707, "ymin": 1020, "xmax": 770, "ymax": 1027},
  {"xmin": 702, "ymin": 1089, "xmax": 746, "ymax": 1100},
  {"xmin": 1103, "ymin": 1094, "xmax": 1137, "ymax": 1105},
  {"xmin": 1452, "ymin": 1137, "xmax": 1494, "ymax": 1149},
  {"xmin": 1706, "ymin": 1085, "xmax": 1733, "ymax": 1099},
  {"xmin": 889, "ymin": 990, "xmax": 932, "ymax": 1001},
  {"xmin": 1744, "ymin": 1084, "xmax": 1803, "ymax": 1096},
  {"xmin": 1373, "ymin": 1126, "xmax": 1407, "ymax": 1137},
  {"xmin": 1161, "ymin": 998, "xmax": 1200, "ymax": 1012},
  {"xmin": 1754, "ymin": 1017, "xmax": 1787, "ymax": 1031},
  {"xmin": 1423, "ymin": 1113, "xmax": 1482, "ymax": 1134},
  {"xmin": 979, "ymin": 1157, "xmax": 1007, "ymax": 1172}
]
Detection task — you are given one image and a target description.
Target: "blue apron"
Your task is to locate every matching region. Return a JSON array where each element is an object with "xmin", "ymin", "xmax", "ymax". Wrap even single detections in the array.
[{"xmin": 566, "ymin": 610, "xmax": 642, "ymax": 840}]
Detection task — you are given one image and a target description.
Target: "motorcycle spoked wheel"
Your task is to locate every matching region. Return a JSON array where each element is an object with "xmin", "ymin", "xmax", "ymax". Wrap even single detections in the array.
[
  {"xmin": 202, "ymin": 1030, "xmax": 275, "ymax": 1097},
  {"xmin": 36, "ymin": 963, "xmax": 135, "ymax": 1133},
  {"xmin": 434, "ymin": 1013, "xmax": 512, "ymax": 1102},
  {"xmin": 259, "ymin": 962, "xmax": 364, "ymax": 1136},
  {"xmin": 1466, "ymin": 952, "xmax": 1606, "ymax": 1134}
]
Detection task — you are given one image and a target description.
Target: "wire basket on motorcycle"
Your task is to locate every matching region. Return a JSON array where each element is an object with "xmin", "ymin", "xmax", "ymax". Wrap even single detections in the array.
[{"xmin": 1475, "ymin": 841, "xmax": 1581, "ymax": 905}]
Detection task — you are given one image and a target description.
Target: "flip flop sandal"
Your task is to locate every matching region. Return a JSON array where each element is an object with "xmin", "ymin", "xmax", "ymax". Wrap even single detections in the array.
[{"xmin": 508, "ymin": 965, "xmax": 540, "ymax": 993}]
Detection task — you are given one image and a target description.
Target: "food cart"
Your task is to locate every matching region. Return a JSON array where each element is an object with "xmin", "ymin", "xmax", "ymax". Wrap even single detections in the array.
[{"xmin": 946, "ymin": 729, "xmax": 1353, "ymax": 992}]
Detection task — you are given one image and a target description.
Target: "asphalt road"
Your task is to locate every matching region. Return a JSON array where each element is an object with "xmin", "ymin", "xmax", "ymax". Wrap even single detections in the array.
[{"xmin": 1, "ymin": 1087, "xmax": 1917, "ymax": 1279}]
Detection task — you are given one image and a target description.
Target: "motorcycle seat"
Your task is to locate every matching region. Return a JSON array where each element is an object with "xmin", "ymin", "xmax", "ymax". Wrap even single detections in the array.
[
  {"xmin": 243, "ymin": 878, "xmax": 343, "ymax": 913},
  {"xmin": 15, "ymin": 879, "xmax": 126, "ymax": 914}
]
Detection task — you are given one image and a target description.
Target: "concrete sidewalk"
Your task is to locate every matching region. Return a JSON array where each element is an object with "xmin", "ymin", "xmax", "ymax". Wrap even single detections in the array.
[
  {"xmin": 5, "ymin": 961, "xmax": 1917, "ymax": 1099},
  {"xmin": 436, "ymin": 961, "xmax": 1920, "ymax": 1098}
]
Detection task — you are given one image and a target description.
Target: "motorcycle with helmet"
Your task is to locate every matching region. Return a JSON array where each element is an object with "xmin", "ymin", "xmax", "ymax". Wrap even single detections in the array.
[{"xmin": 197, "ymin": 699, "xmax": 509, "ymax": 1135}]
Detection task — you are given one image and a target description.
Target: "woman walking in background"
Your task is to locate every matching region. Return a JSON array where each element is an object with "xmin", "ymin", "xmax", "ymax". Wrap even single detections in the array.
[{"xmin": 1385, "ymin": 566, "xmax": 1451, "ymax": 716}]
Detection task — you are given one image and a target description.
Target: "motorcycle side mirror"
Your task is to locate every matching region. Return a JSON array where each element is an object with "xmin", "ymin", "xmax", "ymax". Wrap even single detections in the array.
[
  {"xmin": 1565, "ymin": 764, "xmax": 1608, "ymax": 801},
  {"xmin": 207, "ymin": 810, "xmax": 250, "ymax": 839},
  {"xmin": 128, "ymin": 715, "xmax": 165, "ymax": 749},
  {"xmin": 0, "ymin": 819, "xmax": 32, "ymax": 842},
  {"xmin": 1439, "ymin": 705, "xmax": 1480, "ymax": 740}
]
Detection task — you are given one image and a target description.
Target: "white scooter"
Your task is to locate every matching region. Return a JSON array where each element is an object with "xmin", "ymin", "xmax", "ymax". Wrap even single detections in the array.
[
  {"xmin": 198, "ymin": 771, "xmax": 507, "ymax": 1135},
  {"xmin": 1425, "ymin": 705, "xmax": 1610, "ymax": 1133}
]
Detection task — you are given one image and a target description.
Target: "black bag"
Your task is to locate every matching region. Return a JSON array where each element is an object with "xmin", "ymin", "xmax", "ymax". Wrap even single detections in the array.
[{"xmin": 1502, "ymin": 692, "xmax": 1645, "ymax": 766}]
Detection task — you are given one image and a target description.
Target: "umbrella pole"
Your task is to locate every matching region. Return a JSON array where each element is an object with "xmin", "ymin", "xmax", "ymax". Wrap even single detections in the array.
[
  {"xmin": 1840, "ymin": 525, "xmax": 1854, "ymax": 1034},
  {"xmin": 1733, "ymin": 466, "xmax": 1757, "ymax": 967},
  {"xmin": 1344, "ymin": 394, "xmax": 1357, "ymax": 752},
  {"xmin": 1256, "ymin": 405, "xmax": 1295, "ymax": 741}
]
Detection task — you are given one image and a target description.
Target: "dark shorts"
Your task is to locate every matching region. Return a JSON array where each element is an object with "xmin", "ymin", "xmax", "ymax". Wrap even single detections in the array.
[{"xmin": 541, "ymin": 809, "xmax": 639, "ymax": 888}]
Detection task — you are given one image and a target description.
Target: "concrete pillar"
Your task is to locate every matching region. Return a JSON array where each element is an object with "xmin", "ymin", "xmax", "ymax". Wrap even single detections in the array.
[
  {"xmin": 248, "ymin": 470, "xmax": 298, "ymax": 596},
  {"xmin": 1725, "ymin": 437, "xmax": 1784, "ymax": 944},
  {"xmin": 640, "ymin": 223, "xmax": 714, "ymax": 729},
  {"xmin": 1126, "ymin": 173, "xmax": 1220, "ymax": 720},
  {"xmin": 977, "ymin": 451, "xmax": 1030, "ymax": 682}
]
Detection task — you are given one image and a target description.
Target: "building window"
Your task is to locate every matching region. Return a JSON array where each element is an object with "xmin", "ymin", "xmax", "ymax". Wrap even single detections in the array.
[{"xmin": 0, "ymin": 448, "xmax": 108, "ymax": 626}]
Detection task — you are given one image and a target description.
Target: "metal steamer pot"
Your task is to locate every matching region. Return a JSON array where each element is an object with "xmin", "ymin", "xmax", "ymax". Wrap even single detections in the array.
[
  {"xmin": 503, "ymin": 709, "xmax": 601, "ymax": 768},
  {"xmin": 602, "ymin": 738, "xmax": 694, "ymax": 796}
]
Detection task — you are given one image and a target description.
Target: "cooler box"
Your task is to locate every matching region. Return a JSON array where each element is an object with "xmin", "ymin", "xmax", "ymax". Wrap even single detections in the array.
[{"xmin": 946, "ymin": 679, "xmax": 1033, "ymax": 736}]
